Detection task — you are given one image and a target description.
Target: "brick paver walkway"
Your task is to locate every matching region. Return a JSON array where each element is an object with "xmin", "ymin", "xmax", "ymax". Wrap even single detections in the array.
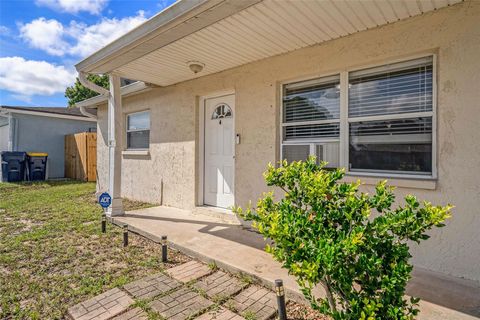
[
  {"xmin": 68, "ymin": 288, "xmax": 134, "ymax": 320},
  {"xmin": 194, "ymin": 271, "xmax": 246, "ymax": 301},
  {"xmin": 195, "ymin": 307, "xmax": 244, "ymax": 320},
  {"xmin": 68, "ymin": 260, "xmax": 281, "ymax": 320},
  {"xmin": 149, "ymin": 287, "xmax": 214, "ymax": 320},
  {"xmin": 110, "ymin": 307, "xmax": 148, "ymax": 320},
  {"xmin": 229, "ymin": 285, "xmax": 278, "ymax": 320},
  {"xmin": 166, "ymin": 260, "xmax": 212, "ymax": 283},
  {"xmin": 124, "ymin": 273, "xmax": 181, "ymax": 299}
]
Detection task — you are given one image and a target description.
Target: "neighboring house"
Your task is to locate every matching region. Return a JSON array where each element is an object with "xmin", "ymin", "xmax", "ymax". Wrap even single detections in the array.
[
  {"xmin": 0, "ymin": 106, "xmax": 96, "ymax": 179},
  {"xmin": 75, "ymin": 0, "xmax": 480, "ymax": 283}
]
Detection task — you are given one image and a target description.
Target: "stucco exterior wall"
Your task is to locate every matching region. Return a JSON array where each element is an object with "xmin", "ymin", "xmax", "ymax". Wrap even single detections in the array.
[
  {"xmin": 13, "ymin": 113, "xmax": 96, "ymax": 178},
  {"xmin": 96, "ymin": 1, "xmax": 480, "ymax": 281}
]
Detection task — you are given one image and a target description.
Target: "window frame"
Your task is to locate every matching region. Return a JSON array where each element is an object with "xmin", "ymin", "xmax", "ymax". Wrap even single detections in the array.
[
  {"xmin": 279, "ymin": 54, "xmax": 437, "ymax": 180},
  {"xmin": 125, "ymin": 110, "xmax": 150, "ymax": 150},
  {"xmin": 280, "ymin": 72, "xmax": 341, "ymax": 166}
]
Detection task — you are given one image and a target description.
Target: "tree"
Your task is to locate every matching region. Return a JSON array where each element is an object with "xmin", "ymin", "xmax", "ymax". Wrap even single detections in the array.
[
  {"xmin": 234, "ymin": 157, "xmax": 452, "ymax": 320},
  {"xmin": 65, "ymin": 74, "xmax": 109, "ymax": 107}
]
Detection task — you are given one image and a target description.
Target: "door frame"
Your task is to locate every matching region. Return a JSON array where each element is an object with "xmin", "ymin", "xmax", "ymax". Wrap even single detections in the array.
[{"xmin": 197, "ymin": 89, "xmax": 236, "ymax": 207}]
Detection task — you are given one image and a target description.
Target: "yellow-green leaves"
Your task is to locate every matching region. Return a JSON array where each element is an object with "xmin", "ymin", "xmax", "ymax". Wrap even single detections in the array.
[{"xmin": 235, "ymin": 156, "xmax": 452, "ymax": 320}]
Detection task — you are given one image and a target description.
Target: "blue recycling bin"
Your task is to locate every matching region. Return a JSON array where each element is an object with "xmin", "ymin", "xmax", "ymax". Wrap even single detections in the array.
[
  {"xmin": 26, "ymin": 153, "xmax": 48, "ymax": 181},
  {"xmin": 1, "ymin": 151, "xmax": 27, "ymax": 182}
]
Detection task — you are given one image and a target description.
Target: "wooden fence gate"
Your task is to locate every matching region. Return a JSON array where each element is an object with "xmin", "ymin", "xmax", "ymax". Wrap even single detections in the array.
[{"xmin": 65, "ymin": 132, "xmax": 96, "ymax": 181}]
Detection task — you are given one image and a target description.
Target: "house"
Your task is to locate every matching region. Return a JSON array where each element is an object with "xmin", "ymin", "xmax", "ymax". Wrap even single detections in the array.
[
  {"xmin": 74, "ymin": 0, "xmax": 480, "ymax": 284},
  {"xmin": 0, "ymin": 106, "xmax": 96, "ymax": 179}
]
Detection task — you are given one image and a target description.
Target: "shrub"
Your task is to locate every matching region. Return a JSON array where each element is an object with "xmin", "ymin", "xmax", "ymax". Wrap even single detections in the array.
[{"xmin": 234, "ymin": 157, "xmax": 452, "ymax": 320}]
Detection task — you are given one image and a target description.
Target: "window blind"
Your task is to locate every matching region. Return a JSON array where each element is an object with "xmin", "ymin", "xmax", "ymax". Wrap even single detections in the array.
[
  {"xmin": 349, "ymin": 57, "xmax": 433, "ymax": 118},
  {"xmin": 283, "ymin": 76, "xmax": 340, "ymax": 123},
  {"xmin": 349, "ymin": 117, "xmax": 432, "ymax": 138},
  {"xmin": 284, "ymin": 123, "xmax": 340, "ymax": 141}
]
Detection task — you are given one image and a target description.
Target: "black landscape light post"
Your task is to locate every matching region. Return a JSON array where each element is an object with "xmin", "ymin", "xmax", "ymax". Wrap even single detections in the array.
[
  {"xmin": 123, "ymin": 224, "xmax": 128, "ymax": 247},
  {"xmin": 275, "ymin": 279, "xmax": 287, "ymax": 320},
  {"xmin": 161, "ymin": 236, "xmax": 168, "ymax": 262},
  {"xmin": 101, "ymin": 214, "xmax": 106, "ymax": 233}
]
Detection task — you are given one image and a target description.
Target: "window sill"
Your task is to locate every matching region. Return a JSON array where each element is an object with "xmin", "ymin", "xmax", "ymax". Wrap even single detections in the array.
[
  {"xmin": 343, "ymin": 173, "xmax": 437, "ymax": 190},
  {"xmin": 122, "ymin": 149, "xmax": 150, "ymax": 156}
]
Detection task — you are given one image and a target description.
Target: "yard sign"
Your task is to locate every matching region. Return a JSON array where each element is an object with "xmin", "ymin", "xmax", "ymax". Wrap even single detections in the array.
[{"xmin": 98, "ymin": 192, "xmax": 112, "ymax": 209}]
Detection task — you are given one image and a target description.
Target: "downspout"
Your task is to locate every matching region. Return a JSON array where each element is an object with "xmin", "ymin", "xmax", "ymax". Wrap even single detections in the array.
[
  {"xmin": 79, "ymin": 106, "xmax": 98, "ymax": 120},
  {"xmin": 77, "ymin": 71, "xmax": 124, "ymax": 214},
  {"xmin": 77, "ymin": 71, "xmax": 110, "ymax": 119},
  {"xmin": 78, "ymin": 71, "xmax": 110, "ymax": 96}
]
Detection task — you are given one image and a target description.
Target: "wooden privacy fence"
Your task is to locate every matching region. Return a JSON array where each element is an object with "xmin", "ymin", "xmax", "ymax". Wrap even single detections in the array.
[{"xmin": 65, "ymin": 132, "xmax": 96, "ymax": 182}]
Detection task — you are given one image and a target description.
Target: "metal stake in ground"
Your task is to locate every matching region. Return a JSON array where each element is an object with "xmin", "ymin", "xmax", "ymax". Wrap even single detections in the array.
[
  {"xmin": 275, "ymin": 279, "xmax": 287, "ymax": 320},
  {"xmin": 101, "ymin": 213, "xmax": 106, "ymax": 233},
  {"xmin": 98, "ymin": 192, "xmax": 111, "ymax": 234},
  {"xmin": 123, "ymin": 224, "xmax": 128, "ymax": 247},
  {"xmin": 161, "ymin": 235, "xmax": 168, "ymax": 262}
]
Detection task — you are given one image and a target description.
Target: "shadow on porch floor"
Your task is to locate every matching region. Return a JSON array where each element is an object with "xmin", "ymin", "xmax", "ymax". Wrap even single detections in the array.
[{"xmin": 113, "ymin": 205, "xmax": 480, "ymax": 320}]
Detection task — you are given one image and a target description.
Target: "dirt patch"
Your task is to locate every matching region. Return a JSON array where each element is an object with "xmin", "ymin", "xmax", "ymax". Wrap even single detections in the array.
[{"xmin": 287, "ymin": 300, "xmax": 331, "ymax": 320}]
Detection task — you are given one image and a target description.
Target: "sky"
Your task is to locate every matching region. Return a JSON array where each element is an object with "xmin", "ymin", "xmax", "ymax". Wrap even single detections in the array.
[{"xmin": 0, "ymin": 0, "xmax": 176, "ymax": 107}]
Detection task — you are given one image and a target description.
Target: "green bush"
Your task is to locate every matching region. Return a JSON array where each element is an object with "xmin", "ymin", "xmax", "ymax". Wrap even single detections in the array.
[{"xmin": 234, "ymin": 157, "xmax": 452, "ymax": 320}]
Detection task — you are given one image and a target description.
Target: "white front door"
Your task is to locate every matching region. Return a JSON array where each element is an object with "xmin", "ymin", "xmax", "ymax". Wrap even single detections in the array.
[{"xmin": 204, "ymin": 94, "xmax": 235, "ymax": 208}]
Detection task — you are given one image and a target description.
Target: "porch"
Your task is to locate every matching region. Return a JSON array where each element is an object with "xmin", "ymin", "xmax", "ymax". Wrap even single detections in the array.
[{"xmin": 113, "ymin": 206, "xmax": 480, "ymax": 320}]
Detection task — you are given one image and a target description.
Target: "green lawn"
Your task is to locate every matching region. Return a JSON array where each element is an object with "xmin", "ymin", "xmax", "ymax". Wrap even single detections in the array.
[{"xmin": 0, "ymin": 181, "xmax": 188, "ymax": 319}]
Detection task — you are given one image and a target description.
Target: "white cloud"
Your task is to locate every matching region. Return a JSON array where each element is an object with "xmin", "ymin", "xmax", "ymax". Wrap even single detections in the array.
[
  {"xmin": 0, "ymin": 57, "xmax": 76, "ymax": 97},
  {"xmin": 0, "ymin": 25, "xmax": 10, "ymax": 36},
  {"xmin": 20, "ymin": 18, "xmax": 69, "ymax": 56},
  {"xmin": 35, "ymin": 0, "xmax": 108, "ymax": 15},
  {"xmin": 19, "ymin": 11, "xmax": 147, "ymax": 58},
  {"xmin": 68, "ymin": 11, "xmax": 147, "ymax": 57}
]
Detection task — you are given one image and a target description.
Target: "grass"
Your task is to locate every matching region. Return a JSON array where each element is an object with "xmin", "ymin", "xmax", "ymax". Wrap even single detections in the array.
[{"xmin": 0, "ymin": 181, "xmax": 187, "ymax": 319}]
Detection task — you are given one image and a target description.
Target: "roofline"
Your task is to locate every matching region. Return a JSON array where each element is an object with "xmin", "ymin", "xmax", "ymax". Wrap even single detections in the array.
[
  {"xmin": 0, "ymin": 107, "xmax": 97, "ymax": 122},
  {"xmin": 75, "ymin": 0, "xmax": 261, "ymax": 74},
  {"xmin": 75, "ymin": 0, "xmax": 213, "ymax": 73},
  {"xmin": 74, "ymin": 81, "xmax": 152, "ymax": 108}
]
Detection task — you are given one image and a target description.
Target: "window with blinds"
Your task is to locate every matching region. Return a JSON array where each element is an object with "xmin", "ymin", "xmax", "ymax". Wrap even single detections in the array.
[
  {"xmin": 280, "ymin": 55, "xmax": 435, "ymax": 176},
  {"xmin": 282, "ymin": 75, "xmax": 340, "ymax": 167},
  {"xmin": 349, "ymin": 56, "xmax": 433, "ymax": 118},
  {"xmin": 348, "ymin": 57, "xmax": 434, "ymax": 175},
  {"xmin": 126, "ymin": 111, "xmax": 150, "ymax": 149}
]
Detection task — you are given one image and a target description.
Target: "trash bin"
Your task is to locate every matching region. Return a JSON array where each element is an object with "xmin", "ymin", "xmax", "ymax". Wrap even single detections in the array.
[
  {"xmin": 26, "ymin": 153, "xmax": 48, "ymax": 181},
  {"xmin": 1, "ymin": 151, "xmax": 27, "ymax": 182}
]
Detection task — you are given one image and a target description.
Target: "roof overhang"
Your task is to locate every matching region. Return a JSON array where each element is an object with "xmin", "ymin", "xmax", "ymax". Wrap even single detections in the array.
[
  {"xmin": 76, "ymin": 0, "xmax": 261, "ymax": 74},
  {"xmin": 76, "ymin": 0, "xmax": 462, "ymax": 88},
  {"xmin": 74, "ymin": 81, "xmax": 153, "ymax": 108},
  {"xmin": 0, "ymin": 107, "xmax": 96, "ymax": 122}
]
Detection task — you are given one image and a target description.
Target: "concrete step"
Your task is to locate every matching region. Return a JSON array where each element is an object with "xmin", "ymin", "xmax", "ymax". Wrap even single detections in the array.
[{"xmin": 192, "ymin": 206, "xmax": 242, "ymax": 225}]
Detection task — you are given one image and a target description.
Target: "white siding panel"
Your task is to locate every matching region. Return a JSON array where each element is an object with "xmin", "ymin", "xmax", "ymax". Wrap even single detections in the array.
[
  {"xmin": 374, "ymin": 0, "xmax": 400, "ymax": 22},
  {"xmin": 116, "ymin": 0, "xmax": 462, "ymax": 87},
  {"xmin": 433, "ymin": 0, "xmax": 450, "ymax": 7},
  {"xmin": 331, "ymin": 1, "xmax": 368, "ymax": 32},
  {"xmin": 342, "ymin": 1, "xmax": 379, "ymax": 29},
  {"xmin": 420, "ymin": 0, "xmax": 436, "ymax": 12},
  {"xmin": 404, "ymin": 0, "xmax": 423, "ymax": 16},
  {"xmin": 293, "ymin": 1, "xmax": 338, "ymax": 39},
  {"xmin": 389, "ymin": 1, "xmax": 412, "ymax": 20}
]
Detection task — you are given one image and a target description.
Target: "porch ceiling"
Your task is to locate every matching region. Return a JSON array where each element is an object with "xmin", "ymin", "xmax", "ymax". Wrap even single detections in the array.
[{"xmin": 78, "ymin": 0, "xmax": 462, "ymax": 87}]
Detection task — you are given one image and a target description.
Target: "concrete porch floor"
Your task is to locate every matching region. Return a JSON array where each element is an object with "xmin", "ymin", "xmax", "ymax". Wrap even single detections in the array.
[{"xmin": 114, "ymin": 206, "xmax": 480, "ymax": 320}]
